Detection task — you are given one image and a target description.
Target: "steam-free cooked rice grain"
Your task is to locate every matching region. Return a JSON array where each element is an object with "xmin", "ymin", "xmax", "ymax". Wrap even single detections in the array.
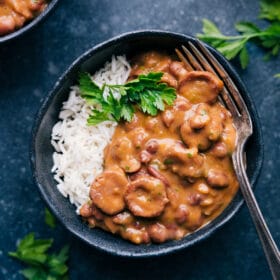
[{"xmin": 51, "ymin": 56, "xmax": 131, "ymax": 212}]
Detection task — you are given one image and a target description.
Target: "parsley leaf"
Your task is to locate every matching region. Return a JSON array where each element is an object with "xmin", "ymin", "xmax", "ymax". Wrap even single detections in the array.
[
  {"xmin": 239, "ymin": 47, "xmax": 249, "ymax": 69},
  {"xmin": 79, "ymin": 72, "xmax": 176, "ymax": 125},
  {"xmin": 259, "ymin": 0, "xmax": 280, "ymax": 22},
  {"xmin": 9, "ymin": 233, "xmax": 53, "ymax": 265},
  {"xmin": 9, "ymin": 233, "xmax": 69, "ymax": 280},
  {"xmin": 198, "ymin": 19, "xmax": 280, "ymax": 69},
  {"xmin": 45, "ymin": 208, "xmax": 56, "ymax": 229},
  {"xmin": 197, "ymin": 0, "xmax": 280, "ymax": 69},
  {"xmin": 235, "ymin": 22, "xmax": 261, "ymax": 35}
]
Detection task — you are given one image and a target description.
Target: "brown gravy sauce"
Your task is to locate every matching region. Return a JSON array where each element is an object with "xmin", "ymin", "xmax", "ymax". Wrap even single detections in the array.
[{"xmin": 80, "ymin": 51, "xmax": 239, "ymax": 244}]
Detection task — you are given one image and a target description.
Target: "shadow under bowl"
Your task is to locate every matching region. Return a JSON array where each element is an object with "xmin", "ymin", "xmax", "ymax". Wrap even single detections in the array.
[{"xmin": 30, "ymin": 30, "xmax": 263, "ymax": 257}]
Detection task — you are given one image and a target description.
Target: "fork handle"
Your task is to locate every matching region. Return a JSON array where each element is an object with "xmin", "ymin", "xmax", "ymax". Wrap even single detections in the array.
[{"xmin": 234, "ymin": 143, "xmax": 280, "ymax": 279}]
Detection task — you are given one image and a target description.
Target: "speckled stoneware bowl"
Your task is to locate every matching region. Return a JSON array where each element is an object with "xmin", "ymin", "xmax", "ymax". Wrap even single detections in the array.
[
  {"xmin": 0, "ymin": 0, "xmax": 59, "ymax": 44},
  {"xmin": 31, "ymin": 30, "xmax": 263, "ymax": 257}
]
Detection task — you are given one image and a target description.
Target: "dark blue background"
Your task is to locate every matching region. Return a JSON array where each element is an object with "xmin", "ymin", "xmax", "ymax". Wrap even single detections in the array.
[{"xmin": 0, "ymin": 0, "xmax": 279, "ymax": 279}]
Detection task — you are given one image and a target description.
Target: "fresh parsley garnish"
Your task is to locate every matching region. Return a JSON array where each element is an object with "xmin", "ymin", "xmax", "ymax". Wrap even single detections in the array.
[
  {"xmin": 9, "ymin": 233, "xmax": 69, "ymax": 280},
  {"xmin": 79, "ymin": 72, "xmax": 176, "ymax": 125},
  {"xmin": 197, "ymin": 0, "xmax": 280, "ymax": 69},
  {"xmin": 45, "ymin": 208, "xmax": 56, "ymax": 229},
  {"xmin": 259, "ymin": 0, "xmax": 280, "ymax": 21}
]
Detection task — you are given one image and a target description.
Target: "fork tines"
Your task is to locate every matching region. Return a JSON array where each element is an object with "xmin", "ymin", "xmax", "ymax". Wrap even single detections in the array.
[{"xmin": 176, "ymin": 40, "xmax": 252, "ymax": 132}]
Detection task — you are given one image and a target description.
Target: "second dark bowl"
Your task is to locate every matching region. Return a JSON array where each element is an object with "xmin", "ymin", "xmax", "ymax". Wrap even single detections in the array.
[
  {"xmin": 0, "ymin": 0, "xmax": 60, "ymax": 44},
  {"xmin": 31, "ymin": 30, "xmax": 263, "ymax": 257}
]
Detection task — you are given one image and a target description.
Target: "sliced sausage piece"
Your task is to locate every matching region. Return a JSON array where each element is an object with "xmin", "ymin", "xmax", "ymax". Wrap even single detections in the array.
[
  {"xmin": 189, "ymin": 104, "xmax": 211, "ymax": 129},
  {"xmin": 130, "ymin": 51, "xmax": 171, "ymax": 77},
  {"xmin": 144, "ymin": 52, "xmax": 171, "ymax": 72},
  {"xmin": 180, "ymin": 120, "xmax": 211, "ymax": 151},
  {"xmin": 154, "ymin": 139, "xmax": 204, "ymax": 178},
  {"xmin": 180, "ymin": 103, "xmax": 226, "ymax": 150},
  {"xmin": 110, "ymin": 137, "xmax": 141, "ymax": 173},
  {"xmin": 122, "ymin": 158, "xmax": 141, "ymax": 173},
  {"xmin": 125, "ymin": 176, "xmax": 169, "ymax": 218},
  {"xmin": 179, "ymin": 71, "xmax": 223, "ymax": 104},
  {"xmin": 161, "ymin": 96, "xmax": 191, "ymax": 131},
  {"xmin": 90, "ymin": 167, "xmax": 128, "ymax": 215},
  {"xmin": 129, "ymin": 168, "xmax": 148, "ymax": 181}
]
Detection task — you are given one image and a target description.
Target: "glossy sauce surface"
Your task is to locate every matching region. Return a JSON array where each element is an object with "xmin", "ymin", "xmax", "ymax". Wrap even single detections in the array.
[
  {"xmin": 80, "ymin": 51, "xmax": 239, "ymax": 244},
  {"xmin": 0, "ymin": 0, "xmax": 47, "ymax": 35}
]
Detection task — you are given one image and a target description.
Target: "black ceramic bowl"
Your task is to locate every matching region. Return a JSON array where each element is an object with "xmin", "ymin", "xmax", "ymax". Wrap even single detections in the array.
[
  {"xmin": 31, "ymin": 30, "xmax": 263, "ymax": 257},
  {"xmin": 0, "ymin": 0, "xmax": 59, "ymax": 44}
]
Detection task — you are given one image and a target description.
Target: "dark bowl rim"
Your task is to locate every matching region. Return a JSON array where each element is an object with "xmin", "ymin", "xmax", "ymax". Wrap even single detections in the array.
[
  {"xmin": 0, "ymin": 0, "xmax": 60, "ymax": 44},
  {"xmin": 30, "ymin": 29, "xmax": 264, "ymax": 258}
]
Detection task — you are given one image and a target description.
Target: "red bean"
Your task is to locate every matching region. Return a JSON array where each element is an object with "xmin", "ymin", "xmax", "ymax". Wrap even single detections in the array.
[
  {"xmin": 145, "ymin": 139, "xmax": 159, "ymax": 154},
  {"xmin": 207, "ymin": 169, "xmax": 229, "ymax": 188},
  {"xmin": 80, "ymin": 202, "xmax": 93, "ymax": 218},
  {"xmin": 0, "ymin": 16, "xmax": 16, "ymax": 36},
  {"xmin": 169, "ymin": 61, "xmax": 188, "ymax": 81},
  {"xmin": 162, "ymin": 110, "xmax": 174, "ymax": 128},
  {"xmin": 161, "ymin": 72, "xmax": 178, "ymax": 88},
  {"xmin": 175, "ymin": 204, "xmax": 189, "ymax": 224},
  {"xmin": 148, "ymin": 223, "xmax": 169, "ymax": 243},
  {"xmin": 147, "ymin": 165, "xmax": 170, "ymax": 187},
  {"xmin": 187, "ymin": 193, "xmax": 202, "ymax": 206},
  {"xmin": 211, "ymin": 142, "xmax": 228, "ymax": 158},
  {"xmin": 139, "ymin": 150, "xmax": 152, "ymax": 163}
]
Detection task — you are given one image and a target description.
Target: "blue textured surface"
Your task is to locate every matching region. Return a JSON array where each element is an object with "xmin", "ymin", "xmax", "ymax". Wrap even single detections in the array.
[{"xmin": 0, "ymin": 0, "xmax": 279, "ymax": 279}]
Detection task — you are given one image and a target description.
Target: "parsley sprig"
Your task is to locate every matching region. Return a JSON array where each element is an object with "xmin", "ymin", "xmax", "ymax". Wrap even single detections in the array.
[
  {"xmin": 197, "ymin": 0, "xmax": 280, "ymax": 70},
  {"xmin": 79, "ymin": 72, "xmax": 176, "ymax": 125},
  {"xmin": 259, "ymin": 0, "xmax": 280, "ymax": 21},
  {"xmin": 9, "ymin": 233, "xmax": 69, "ymax": 280}
]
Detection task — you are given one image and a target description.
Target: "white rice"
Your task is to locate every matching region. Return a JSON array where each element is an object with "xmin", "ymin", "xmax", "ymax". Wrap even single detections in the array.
[{"xmin": 51, "ymin": 56, "xmax": 131, "ymax": 212}]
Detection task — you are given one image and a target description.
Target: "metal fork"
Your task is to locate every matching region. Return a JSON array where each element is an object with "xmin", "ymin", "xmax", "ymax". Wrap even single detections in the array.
[{"xmin": 176, "ymin": 41, "xmax": 280, "ymax": 279}]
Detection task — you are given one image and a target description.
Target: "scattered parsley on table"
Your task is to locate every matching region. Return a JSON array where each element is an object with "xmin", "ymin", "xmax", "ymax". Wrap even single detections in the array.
[
  {"xmin": 197, "ymin": 0, "xmax": 280, "ymax": 71},
  {"xmin": 9, "ymin": 233, "xmax": 69, "ymax": 280}
]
